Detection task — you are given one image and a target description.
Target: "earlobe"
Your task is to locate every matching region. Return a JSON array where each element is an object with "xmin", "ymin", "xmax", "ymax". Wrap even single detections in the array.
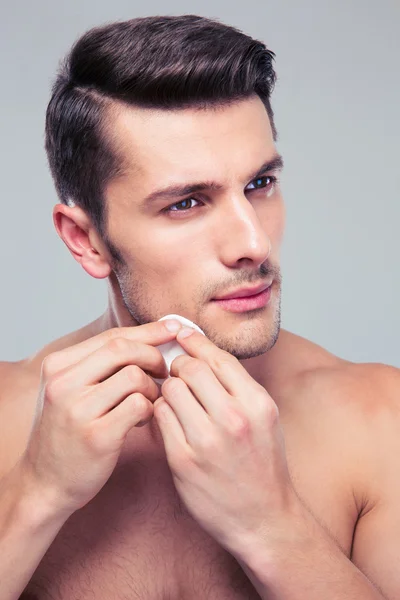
[{"xmin": 81, "ymin": 249, "xmax": 112, "ymax": 279}]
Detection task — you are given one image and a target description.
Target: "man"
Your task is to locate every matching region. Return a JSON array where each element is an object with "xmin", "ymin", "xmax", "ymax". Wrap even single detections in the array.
[{"xmin": 0, "ymin": 14, "xmax": 399, "ymax": 600}]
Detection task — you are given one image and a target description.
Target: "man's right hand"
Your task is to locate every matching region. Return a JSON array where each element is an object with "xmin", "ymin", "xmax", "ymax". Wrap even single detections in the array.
[{"xmin": 19, "ymin": 320, "xmax": 182, "ymax": 516}]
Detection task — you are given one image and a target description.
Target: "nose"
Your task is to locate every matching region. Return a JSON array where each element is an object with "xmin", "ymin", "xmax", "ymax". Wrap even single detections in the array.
[{"xmin": 214, "ymin": 195, "xmax": 272, "ymax": 268}]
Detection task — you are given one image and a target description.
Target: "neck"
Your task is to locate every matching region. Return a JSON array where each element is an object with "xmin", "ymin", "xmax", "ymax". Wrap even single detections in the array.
[{"xmin": 98, "ymin": 274, "xmax": 138, "ymax": 330}]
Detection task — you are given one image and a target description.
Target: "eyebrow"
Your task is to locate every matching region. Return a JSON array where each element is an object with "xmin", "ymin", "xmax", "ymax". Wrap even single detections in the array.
[{"xmin": 139, "ymin": 153, "xmax": 284, "ymax": 209}]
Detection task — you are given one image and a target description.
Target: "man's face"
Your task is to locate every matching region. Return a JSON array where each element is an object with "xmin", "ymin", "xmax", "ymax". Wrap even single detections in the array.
[{"xmin": 104, "ymin": 95, "xmax": 285, "ymax": 361}]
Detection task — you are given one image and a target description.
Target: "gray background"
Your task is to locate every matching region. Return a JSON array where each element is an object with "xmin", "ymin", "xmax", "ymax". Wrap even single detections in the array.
[{"xmin": 0, "ymin": 0, "xmax": 398, "ymax": 366}]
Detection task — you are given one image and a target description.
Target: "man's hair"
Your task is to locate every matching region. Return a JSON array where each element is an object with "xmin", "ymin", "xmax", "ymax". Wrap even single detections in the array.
[{"xmin": 45, "ymin": 15, "xmax": 278, "ymax": 238}]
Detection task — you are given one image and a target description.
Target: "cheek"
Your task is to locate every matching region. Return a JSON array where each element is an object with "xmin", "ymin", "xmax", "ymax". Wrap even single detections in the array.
[
  {"xmin": 263, "ymin": 198, "xmax": 286, "ymax": 245},
  {"xmin": 276, "ymin": 201, "xmax": 286, "ymax": 243}
]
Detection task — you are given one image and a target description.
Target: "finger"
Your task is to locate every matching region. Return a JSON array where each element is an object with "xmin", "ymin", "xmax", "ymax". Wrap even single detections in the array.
[
  {"xmin": 168, "ymin": 357, "xmax": 230, "ymax": 422},
  {"xmin": 99, "ymin": 392, "xmax": 154, "ymax": 438},
  {"xmin": 44, "ymin": 320, "xmax": 182, "ymax": 374},
  {"xmin": 175, "ymin": 328, "xmax": 257, "ymax": 397},
  {"xmin": 82, "ymin": 364, "xmax": 161, "ymax": 420},
  {"xmin": 161, "ymin": 376, "xmax": 210, "ymax": 446},
  {"xmin": 154, "ymin": 397, "xmax": 187, "ymax": 458},
  {"xmin": 52, "ymin": 338, "xmax": 170, "ymax": 392}
]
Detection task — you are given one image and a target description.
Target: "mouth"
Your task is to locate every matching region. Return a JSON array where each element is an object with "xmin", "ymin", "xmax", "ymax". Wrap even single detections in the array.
[
  {"xmin": 213, "ymin": 281, "xmax": 273, "ymax": 301},
  {"xmin": 212, "ymin": 283, "xmax": 273, "ymax": 313}
]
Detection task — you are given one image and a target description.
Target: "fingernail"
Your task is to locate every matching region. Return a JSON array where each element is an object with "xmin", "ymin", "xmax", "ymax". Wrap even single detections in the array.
[
  {"xmin": 178, "ymin": 326, "xmax": 194, "ymax": 339},
  {"xmin": 165, "ymin": 319, "xmax": 182, "ymax": 332}
]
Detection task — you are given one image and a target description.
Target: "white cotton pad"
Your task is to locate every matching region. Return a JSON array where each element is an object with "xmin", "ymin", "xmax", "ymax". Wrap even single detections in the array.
[{"xmin": 152, "ymin": 314, "xmax": 206, "ymax": 385}]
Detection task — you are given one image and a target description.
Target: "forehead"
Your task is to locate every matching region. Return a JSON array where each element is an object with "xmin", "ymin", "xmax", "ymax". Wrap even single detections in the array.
[{"xmin": 109, "ymin": 96, "xmax": 275, "ymax": 183}]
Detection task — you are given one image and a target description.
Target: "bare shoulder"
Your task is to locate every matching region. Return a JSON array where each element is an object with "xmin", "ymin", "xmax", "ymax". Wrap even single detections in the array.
[
  {"xmin": 0, "ymin": 316, "xmax": 107, "ymax": 478},
  {"xmin": 296, "ymin": 355, "xmax": 400, "ymax": 597},
  {"xmin": 287, "ymin": 348, "xmax": 400, "ymax": 597},
  {"xmin": 0, "ymin": 359, "xmax": 40, "ymax": 400},
  {"xmin": 273, "ymin": 330, "xmax": 399, "ymax": 501},
  {"xmin": 292, "ymin": 357, "xmax": 400, "ymax": 423},
  {"xmin": 0, "ymin": 360, "xmax": 42, "ymax": 478},
  {"xmin": 277, "ymin": 330, "xmax": 399, "ymax": 419},
  {"xmin": 284, "ymin": 346, "xmax": 400, "ymax": 511},
  {"xmin": 0, "ymin": 315, "xmax": 105, "ymax": 409}
]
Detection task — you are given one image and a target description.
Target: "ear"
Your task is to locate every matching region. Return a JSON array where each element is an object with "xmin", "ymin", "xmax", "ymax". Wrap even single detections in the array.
[{"xmin": 53, "ymin": 203, "xmax": 112, "ymax": 279}]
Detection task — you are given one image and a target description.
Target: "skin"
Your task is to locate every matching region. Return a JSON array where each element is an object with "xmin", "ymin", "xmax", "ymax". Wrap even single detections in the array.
[
  {"xmin": 55, "ymin": 95, "xmax": 284, "ymax": 368},
  {"xmin": 1, "ymin": 94, "xmax": 400, "ymax": 599}
]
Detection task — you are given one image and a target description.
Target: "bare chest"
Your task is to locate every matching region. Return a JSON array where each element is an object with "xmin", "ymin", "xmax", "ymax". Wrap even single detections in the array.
[{"xmin": 22, "ymin": 424, "xmax": 357, "ymax": 600}]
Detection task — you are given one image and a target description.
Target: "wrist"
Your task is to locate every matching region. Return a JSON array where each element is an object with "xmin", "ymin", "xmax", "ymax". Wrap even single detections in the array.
[
  {"xmin": 229, "ymin": 493, "xmax": 309, "ymax": 570},
  {"xmin": 10, "ymin": 458, "xmax": 74, "ymax": 529}
]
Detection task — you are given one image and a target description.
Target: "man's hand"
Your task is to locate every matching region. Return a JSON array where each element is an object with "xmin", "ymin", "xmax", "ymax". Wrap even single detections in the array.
[
  {"xmin": 19, "ymin": 319, "xmax": 182, "ymax": 517},
  {"xmin": 154, "ymin": 326, "xmax": 300, "ymax": 556}
]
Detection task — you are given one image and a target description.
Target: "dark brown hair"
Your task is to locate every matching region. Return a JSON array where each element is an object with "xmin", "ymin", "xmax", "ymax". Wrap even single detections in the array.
[{"xmin": 45, "ymin": 15, "xmax": 278, "ymax": 238}]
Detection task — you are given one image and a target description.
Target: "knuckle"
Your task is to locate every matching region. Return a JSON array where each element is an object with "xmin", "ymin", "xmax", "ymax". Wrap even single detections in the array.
[
  {"xmin": 66, "ymin": 402, "xmax": 84, "ymax": 426},
  {"xmin": 163, "ymin": 376, "xmax": 182, "ymax": 395},
  {"xmin": 196, "ymin": 432, "xmax": 219, "ymax": 455},
  {"xmin": 45, "ymin": 374, "xmax": 64, "ymax": 403},
  {"xmin": 210, "ymin": 351, "xmax": 235, "ymax": 371},
  {"xmin": 106, "ymin": 337, "xmax": 131, "ymax": 355},
  {"xmin": 183, "ymin": 359, "xmax": 204, "ymax": 377},
  {"xmin": 254, "ymin": 390, "xmax": 279, "ymax": 421},
  {"xmin": 124, "ymin": 364, "xmax": 144, "ymax": 385},
  {"xmin": 103, "ymin": 327, "xmax": 122, "ymax": 341},
  {"xmin": 266, "ymin": 402, "xmax": 280, "ymax": 423},
  {"xmin": 41, "ymin": 353, "xmax": 60, "ymax": 379},
  {"xmin": 224, "ymin": 408, "xmax": 250, "ymax": 437},
  {"xmin": 130, "ymin": 392, "xmax": 149, "ymax": 416}
]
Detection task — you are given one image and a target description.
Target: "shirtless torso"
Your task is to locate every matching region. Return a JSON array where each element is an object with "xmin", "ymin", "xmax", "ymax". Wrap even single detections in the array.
[{"xmin": 0, "ymin": 319, "xmax": 390, "ymax": 599}]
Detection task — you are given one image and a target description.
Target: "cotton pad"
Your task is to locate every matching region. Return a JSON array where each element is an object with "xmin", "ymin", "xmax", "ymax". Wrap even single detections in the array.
[{"xmin": 152, "ymin": 314, "xmax": 206, "ymax": 385}]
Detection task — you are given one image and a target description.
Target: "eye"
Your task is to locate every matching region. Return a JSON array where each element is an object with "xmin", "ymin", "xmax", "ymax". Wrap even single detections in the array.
[
  {"xmin": 246, "ymin": 175, "xmax": 278, "ymax": 193},
  {"xmin": 163, "ymin": 174, "xmax": 279, "ymax": 215},
  {"xmin": 165, "ymin": 197, "xmax": 201, "ymax": 213}
]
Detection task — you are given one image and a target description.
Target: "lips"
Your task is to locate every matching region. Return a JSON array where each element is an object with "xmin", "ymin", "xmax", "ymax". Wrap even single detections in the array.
[{"xmin": 214, "ymin": 282, "xmax": 272, "ymax": 301}]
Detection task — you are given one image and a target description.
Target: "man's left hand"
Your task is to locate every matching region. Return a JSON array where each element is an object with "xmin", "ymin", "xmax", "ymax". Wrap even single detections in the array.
[{"xmin": 153, "ymin": 326, "xmax": 300, "ymax": 557}]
